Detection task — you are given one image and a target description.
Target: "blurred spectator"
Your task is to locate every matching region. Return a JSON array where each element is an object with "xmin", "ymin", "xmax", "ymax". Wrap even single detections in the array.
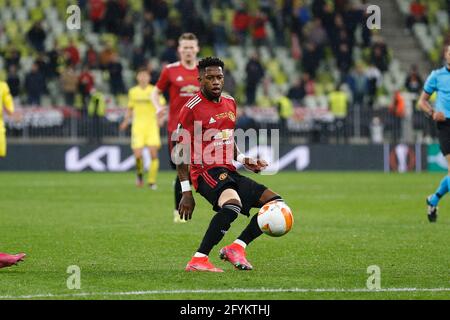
[
  {"xmin": 291, "ymin": 3, "xmax": 311, "ymax": 42},
  {"xmin": 370, "ymin": 37, "xmax": 390, "ymax": 73},
  {"xmin": 104, "ymin": 0, "xmax": 125, "ymax": 34},
  {"xmin": 251, "ymin": 10, "xmax": 269, "ymax": 49},
  {"xmin": 287, "ymin": 77, "xmax": 306, "ymax": 105},
  {"xmin": 60, "ymin": 65, "xmax": 79, "ymax": 107},
  {"xmin": 346, "ymin": 63, "xmax": 368, "ymax": 108},
  {"xmin": 35, "ymin": 54, "xmax": 49, "ymax": 80},
  {"xmin": 245, "ymin": 53, "xmax": 265, "ymax": 106},
  {"xmin": 4, "ymin": 46, "xmax": 21, "ymax": 70},
  {"xmin": 177, "ymin": 0, "xmax": 196, "ymax": 31},
  {"xmin": 304, "ymin": 18, "xmax": 328, "ymax": 56},
  {"xmin": 301, "ymin": 72, "xmax": 316, "ymax": 96},
  {"xmin": 406, "ymin": 0, "xmax": 428, "ymax": 30},
  {"xmin": 405, "ymin": 65, "xmax": 423, "ymax": 110},
  {"xmin": 6, "ymin": 65, "xmax": 20, "ymax": 98},
  {"xmin": 99, "ymin": 45, "xmax": 115, "ymax": 70},
  {"xmin": 365, "ymin": 63, "xmax": 382, "ymax": 109},
  {"xmin": 46, "ymin": 41, "xmax": 61, "ymax": 79},
  {"xmin": 160, "ymin": 39, "xmax": 178, "ymax": 64},
  {"xmin": 132, "ymin": 47, "xmax": 146, "ymax": 71},
  {"xmin": 223, "ymin": 69, "xmax": 236, "ymax": 97},
  {"xmin": 27, "ymin": 21, "xmax": 46, "ymax": 52},
  {"xmin": 25, "ymin": 63, "xmax": 46, "ymax": 105},
  {"xmin": 389, "ymin": 90, "xmax": 406, "ymax": 143},
  {"xmin": 370, "ymin": 116, "xmax": 384, "ymax": 144},
  {"xmin": 64, "ymin": 40, "xmax": 81, "ymax": 67},
  {"xmin": 275, "ymin": 90, "xmax": 294, "ymax": 137},
  {"xmin": 233, "ymin": 8, "xmax": 251, "ymax": 44},
  {"xmin": 336, "ymin": 42, "xmax": 352, "ymax": 75},
  {"xmin": 89, "ymin": 0, "xmax": 105, "ymax": 33},
  {"xmin": 166, "ymin": 17, "xmax": 182, "ymax": 42},
  {"xmin": 236, "ymin": 108, "xmax": 258, "ymax": 131},
  {"xmin": 301, "ymin": 42, "xmax": 320, "ymax": 77},
  {"xmin": 120, "ymin": 14, "xmax": 135, "ymax": 45},
  {"xmin": 405, "ymin": 65, "xmax": 423, "ymax": 94},
  {"xmin": 78, "ymin": 66, "xmax": 95, "ymax": 109},
  {"xmin": 213, "ymin": 16, "xmax": 228, "ymax": 57},
  {"xmin": 85, "ymin": 44, "xmax": 99, "ymax": 69},
  {"xmin": 87, "ymin": 88, "xmax": 106, "ymax": 144},
  {"xmin": 153, "ymin": 0, "xmax": 170, "ymax": 34},
  {"xmin": 142, "ymin": 12, "xmax": 156, "ymax": 56},
  {"xmin": 328, "ymin": 84, "xmax": 349, "ymax": 143},
  {"xmin": 108, "ymin": 55, "xmax": 126, "ymax": 96}
]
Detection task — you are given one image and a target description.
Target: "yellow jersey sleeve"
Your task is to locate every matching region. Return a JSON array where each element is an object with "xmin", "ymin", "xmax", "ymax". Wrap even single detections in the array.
[
  {"xmin": 128, "ymin": 88, "xmax": 135, "ymax": 110},
  {"xmin": 0, "ymin": 82, "xmax": 14, "ymax": 114}
]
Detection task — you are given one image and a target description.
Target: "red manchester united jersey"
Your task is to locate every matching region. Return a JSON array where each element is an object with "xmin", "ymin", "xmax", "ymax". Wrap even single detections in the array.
[
  {"xmin": 156, "ymin": 61, "xmax": 200, "ymax": 133},
  {"xmin": 177, "ymin": 91, "xmax": 237, "ymax": 190}
]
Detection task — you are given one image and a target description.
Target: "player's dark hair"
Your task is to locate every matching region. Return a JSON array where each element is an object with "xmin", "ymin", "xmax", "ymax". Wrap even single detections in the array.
[
  {"xmin": 136, "ymin": 67, "xmax": 149, "ymax": 75},
  {"xmin": 197, "ymin": 57, "xmax": 225, "ymax": 73}
]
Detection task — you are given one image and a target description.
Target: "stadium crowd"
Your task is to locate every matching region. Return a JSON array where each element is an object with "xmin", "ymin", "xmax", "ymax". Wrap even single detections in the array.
[{"xmin": 0, "ymin": 0, "xmax": 448, "ymax": 143}]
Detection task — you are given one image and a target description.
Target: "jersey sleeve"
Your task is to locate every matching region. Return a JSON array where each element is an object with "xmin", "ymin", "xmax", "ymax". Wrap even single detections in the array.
[
  {"xmin": 423, "ymin": 71, "xmax": 437, "ymax": 95},
  {"xmin": 127, "ymin": 89, "xmax": 134, "ymax": 109},
  {"xmin": 176, "ymin": 105, "xmax": 194, "ymax": 145},
  {"xmin": 1, "ymin": 83, "xmax": 14, "ymax": 114},
  {"xmin": 156, "ymin": 66, "xmax": 170, "ymax": 92}
]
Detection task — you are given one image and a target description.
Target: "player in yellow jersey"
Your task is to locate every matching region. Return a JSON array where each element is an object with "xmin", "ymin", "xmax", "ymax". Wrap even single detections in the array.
[
  {"xmin": 120, "ymin": 68, "xmax": 162, "ymax": 189},
  {"xmin": 0, "ymin": 81, "xmax": 26, "ymax": 269},
  {"xmin": 0, "ymin": 81, "xmax": 15, "ymax": 158}
]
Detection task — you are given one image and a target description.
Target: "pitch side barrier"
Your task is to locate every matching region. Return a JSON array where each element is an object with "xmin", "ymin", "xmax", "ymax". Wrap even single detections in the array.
[{"xmin": 0, "ymin": 144, "xmax": 427, "ymax": 173}]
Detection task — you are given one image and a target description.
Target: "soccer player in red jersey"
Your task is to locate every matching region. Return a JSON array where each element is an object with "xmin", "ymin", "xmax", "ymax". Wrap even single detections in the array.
[
  {"xmin": 151, "ymin": 33, "xmax": 201, "ymax": 223},
  {"xmin": 174, "ymin": 57, "xmax": 287, "ymax": 272}
]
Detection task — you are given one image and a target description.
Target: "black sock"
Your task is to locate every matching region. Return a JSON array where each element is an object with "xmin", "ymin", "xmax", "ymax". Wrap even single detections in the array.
[
  {"xmin": 238, "ymin": 196, "xmax": 283, "ymax": 245},
  {"xmin": 174, "ymin": 176, "xmax": 182, "ymax": 210},
  {"xmin": 197, "ymin": 204, "xmax": 241, "ymax": 256},
  {"xmin": 237, "ymin": 214, "xmax": 263, "ymax": 246}
]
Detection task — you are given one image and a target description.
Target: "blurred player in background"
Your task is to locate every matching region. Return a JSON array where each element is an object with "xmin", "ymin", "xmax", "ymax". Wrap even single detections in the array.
[
  {"xmin": 0, "ymin": 80, "xmax": 26, "ymax": 268},
  {"xmin": 120, "ymin": 68, "xmax": 162, "ymax": 189},
  {"xmin": 175, "ymin": 57, "xmax": 287, "ymax": 272},
  {"xmin": 151, "ymin": 33, "xmax": 200, "ymax": 223},
  {"xmin": 419, "ymin": 45, "xmax": 450, "ymax": 222}
]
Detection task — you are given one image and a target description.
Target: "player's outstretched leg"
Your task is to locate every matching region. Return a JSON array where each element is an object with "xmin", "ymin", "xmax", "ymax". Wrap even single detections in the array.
[
  {"xmin": 173, "ymin": 176, "xmax": 186, "ymax": 223},
  {"xmin": 426, "ymin": 175, "xmax": 449, "ymax": 222},
  {"xmin": 220, "ymin": 192, "xmax": 283, "ymax": 271},
  {"xmin": 186, "ymin": 191, "xmax": 241, "ymax": 272},
  {"xmin": 0, "ymin": 253, "xmax": 26, "ymax": 269}
]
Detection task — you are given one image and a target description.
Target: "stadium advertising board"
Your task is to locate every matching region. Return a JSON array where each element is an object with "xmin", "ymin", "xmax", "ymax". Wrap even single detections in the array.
[{"xmin": 0, "ymin": 144, "xmax": 426, "ymax": 172}]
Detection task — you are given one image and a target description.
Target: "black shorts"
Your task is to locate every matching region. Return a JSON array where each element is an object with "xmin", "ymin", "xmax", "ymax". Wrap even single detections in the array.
[
  {"xmin": 437, "ymin": 120, "xmax": 450, "ymax": 156},
  {"xmin": 196, "ymin": 167, "xmax": 268, "ymax": 216}
]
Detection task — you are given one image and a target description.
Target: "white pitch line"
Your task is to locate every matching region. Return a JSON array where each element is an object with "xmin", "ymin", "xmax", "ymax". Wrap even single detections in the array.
[{"xmin": 1, "ymin": 287, "xmax": 450, "ymax": 299}]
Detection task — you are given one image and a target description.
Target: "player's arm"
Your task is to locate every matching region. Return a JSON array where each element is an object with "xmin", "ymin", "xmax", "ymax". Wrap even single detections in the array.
[
  {"xmin": 2, "ymin": 83, "xmax": 14, "ymax": 115},
  {"xmin": 175, "ymin": 136, "xmax": 195, "ymax": 221},
  {"xmin": 420, "ymin": 71, "xmax": 445, "ymax": 122},
  {"xmin": 234, "ymin": 143, "xmax": 268, "ymax": 173},
  {"xmin": 119, "ymin": 108, "xmax": 133, "ymax": 131},
  {"xmin": 418, "ymin": 91, "xmax": 444, "ymax": 122},
  {"xmin": 174, "ymin": 105, "xmax": 195, "ymax": 220},
  {"xmin": 120, "ymin": 91, "xmax": 134, "ymax": 131}
]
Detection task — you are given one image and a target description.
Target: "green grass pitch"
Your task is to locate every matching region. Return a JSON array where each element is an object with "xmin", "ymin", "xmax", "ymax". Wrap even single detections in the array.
[{"xmin": 0, "ymin": 171, "xmax": 449, "ymax": 300}]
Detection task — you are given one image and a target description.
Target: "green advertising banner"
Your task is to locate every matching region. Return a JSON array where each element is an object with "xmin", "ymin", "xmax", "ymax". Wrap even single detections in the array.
[{"xmin": 427, "ymin": 144, "xmax": 447, "ymax": 172}]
